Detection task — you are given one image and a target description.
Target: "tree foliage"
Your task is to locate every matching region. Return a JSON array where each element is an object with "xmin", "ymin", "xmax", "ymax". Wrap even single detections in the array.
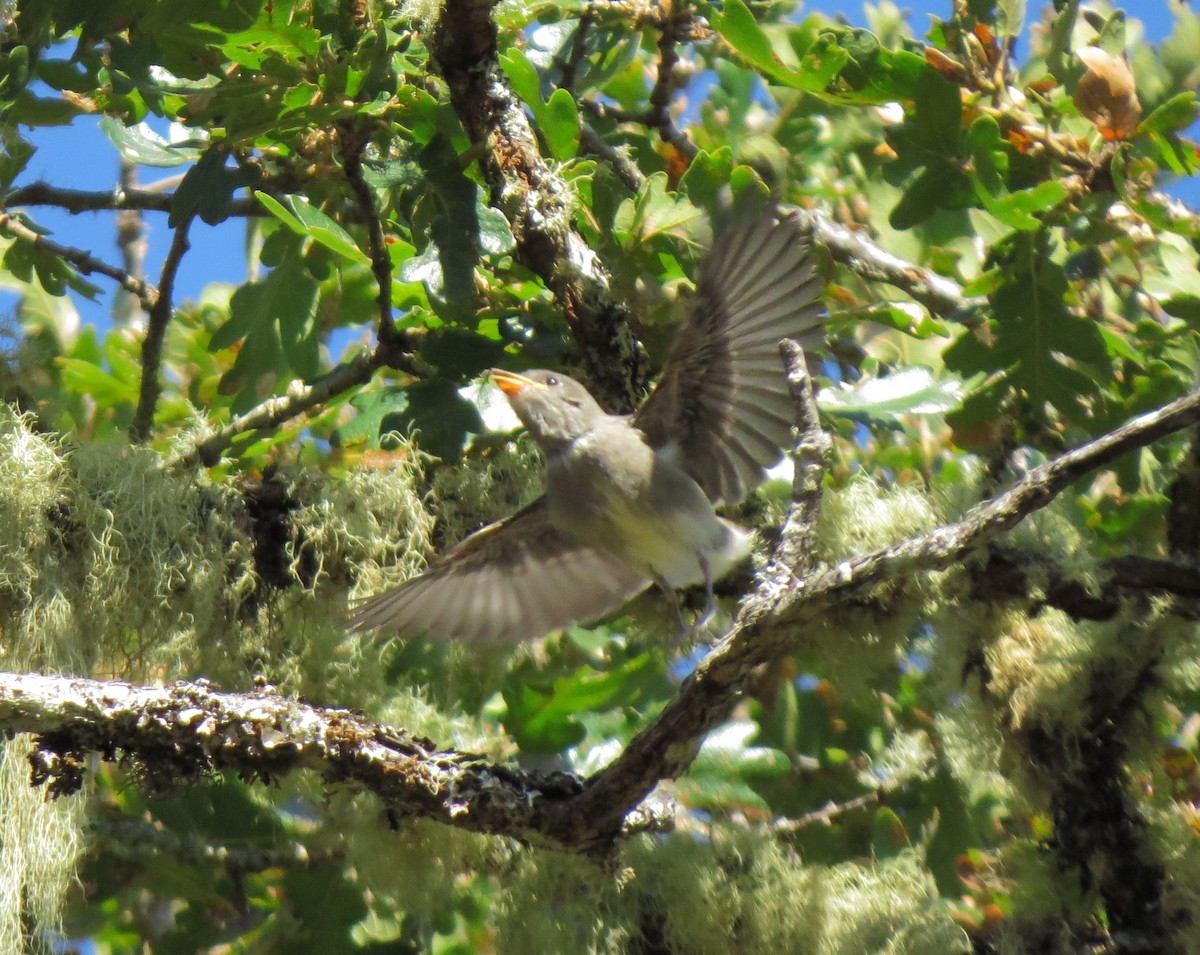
[{"xmin": 0, "ymin": 0, "xmax": 1199, "ymax": 952}]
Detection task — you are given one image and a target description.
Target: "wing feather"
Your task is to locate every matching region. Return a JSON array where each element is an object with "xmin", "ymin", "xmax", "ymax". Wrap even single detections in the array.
[
  {"xmin": 350, "ymin": 499, "xmax": 650, "ymax": 642},
  {"xmin": 635, "ymin": 205, "xmax": 825, "ymax": 503}
]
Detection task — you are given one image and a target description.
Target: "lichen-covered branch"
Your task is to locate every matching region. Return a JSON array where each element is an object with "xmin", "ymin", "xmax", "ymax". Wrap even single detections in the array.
[
  {"xmin": 0, "ymin": 672, "xmax": 667, "ymax": 848},
  {"xmin": 788, "ymin": 209, "xmax": 981, "ymax": 321},
  {"xmin": 978, "ymin": 547, "xmax": 1200, "ymax": 620},
  {"xmin": 131, "ymin": 214, "xmax": 193, "ymax": 443},
  {"xmin": 430, "ymin": 0, "xmax": 647, "ymax": 412},
  {"xmin": 770, "ymin": 339, "xmax": 828, "ymax": 579}
]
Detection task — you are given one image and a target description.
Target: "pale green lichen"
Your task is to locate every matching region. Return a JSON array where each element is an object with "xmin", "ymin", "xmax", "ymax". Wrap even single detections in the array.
[
  {"xmin": 0, "ymin": 407, "xmax": 477, "ymax": 943},
  {"xmin": 0, "ymin": 738, "xmax": 82, "ymax": 955},
  {"xmin": 797, "ymin": 477, "xmax": 944, "ymax": 690},
  {"xmin": 429, "ymin": 436, "xmax": 542, "ymax": 547},
  {"xmin": 0, "ymin": 409, "xmax": 90, "ymax": 952},
  {"xmin": 1149, "ymin": 804, "xmax": 1200, "ymax": 955},
  {"xmin": 494, "ymin": 834, "xmax": 968, "ymax": 955},
  {"xmin": 816, "ymin": 476, "xmax": 941, "ymax": 561}
]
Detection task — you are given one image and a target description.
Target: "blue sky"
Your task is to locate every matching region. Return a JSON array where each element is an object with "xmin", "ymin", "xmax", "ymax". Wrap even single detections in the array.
[{"xmin": 9, "ymin": 1, "xmax": 1196, "ymax": 332}]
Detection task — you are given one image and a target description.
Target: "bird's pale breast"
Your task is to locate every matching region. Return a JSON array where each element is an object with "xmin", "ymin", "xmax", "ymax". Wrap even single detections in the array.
[{"xmin": 545, "ymin": 420, "xmax": 743, "ymax": 585}]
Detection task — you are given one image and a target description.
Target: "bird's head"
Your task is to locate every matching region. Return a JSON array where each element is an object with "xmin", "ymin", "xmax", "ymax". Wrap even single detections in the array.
[{"xmin": 491, "ymin": 369, "xmax": 608, "ymax": 451}]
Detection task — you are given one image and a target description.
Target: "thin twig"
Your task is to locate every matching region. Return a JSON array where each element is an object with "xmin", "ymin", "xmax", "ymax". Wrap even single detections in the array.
[
  {"xmin": 0, "ymin": 211, "xmax": 156, "ymax": 311},
  {"xmin": 556, "ymin": 4, "xmax": 594, "ymax": 94},
  {"xmin": 342, "ymin": 132, "xmax": 396, "ymax": 342},
  {"xmin": 770, "ymin": 790, "xmax": 886, "ymax": 835},
  {"xmin": 113, "ymin": 159, "xmax": 148, "ymax": 326},
  {"xmin": 95, "ymin": 819, "xmax": 344, "ymax": 870},
  {"xmin": 580, "ymin": 122, "xmax": 645, "ymax": 192},
  {"xmin": 7, "ymin": 181, "xmax": 263, "ymax": 217},
  {"xmin": 165, "ymin": 350, "xmax": 387, "ymax": 469},
  {"xmin": 580, "ymin": 99, "xmax": 654, "ymax": 125},
  {"xmin": 788, "ymin": 208, "xmax": 980, "ymax": 320},
  {"xmin": 131, "ymin": 214, "xmax": 193, "ymax": 443},
  {"xmin": 648, "ymin": 6, "xmax": 697, "ymax": 161}
]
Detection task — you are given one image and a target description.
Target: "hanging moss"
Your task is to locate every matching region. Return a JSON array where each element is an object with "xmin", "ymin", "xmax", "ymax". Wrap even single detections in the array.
[{"xmin": 493, "ymin": 832, "xmax": 968, "ymax": 955}]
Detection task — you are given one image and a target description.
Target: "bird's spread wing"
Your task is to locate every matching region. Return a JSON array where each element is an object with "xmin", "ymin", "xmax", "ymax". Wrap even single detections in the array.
[
  {"xmin": 635, "ymin": 206, "xmax": 825, "ymax": 505},
  {"xmin": 349, "ymin": 499, "xmax": 650, "ymax": 642}
]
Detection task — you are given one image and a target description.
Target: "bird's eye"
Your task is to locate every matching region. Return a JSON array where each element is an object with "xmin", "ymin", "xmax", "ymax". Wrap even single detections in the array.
[{"xmin": 545, "ymin": 375, "xmax": 559, "ymax": 386}]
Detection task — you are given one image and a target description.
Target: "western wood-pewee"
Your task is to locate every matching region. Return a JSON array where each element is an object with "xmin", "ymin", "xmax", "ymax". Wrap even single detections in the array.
[{"xmin": 351, "ymin": 205, "xmax": 825, "ymax": 641}]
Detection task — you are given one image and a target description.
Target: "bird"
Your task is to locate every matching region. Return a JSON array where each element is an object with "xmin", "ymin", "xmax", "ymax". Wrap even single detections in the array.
[{"xmin": 350, "ymin": 204, "xmax": 825, "ymax": 642}]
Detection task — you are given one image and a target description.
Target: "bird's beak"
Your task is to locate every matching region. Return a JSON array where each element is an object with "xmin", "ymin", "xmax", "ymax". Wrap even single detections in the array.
[{"xmin": 491, "ymin": 369, "xmax": 538, "ymax": 398}]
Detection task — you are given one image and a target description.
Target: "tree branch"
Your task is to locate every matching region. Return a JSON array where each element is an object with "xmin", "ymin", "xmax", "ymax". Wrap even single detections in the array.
[
  {"xmin": 771, "ymin": 338, "xmax": 828, "ymax": 579},
  {"xmin": 341, "ymin": 131, "xmax": 397, "ymax": 343},
  {"xmin": 113, "ymin": 159, "xmax": 149, "ymax": 326},
  {"xmin": 580, "ymin": 121, "xmax": 645, "ymax": 192},
  {"xmin": 131, "ymin": 214, "xmax": 193, "ymax": 443},
  {"xmin": 0, "ymin": 672, "xmax": 667, "ymax": 849},
  {"xmin": 430, "ymin": 0, "xmax": 648, "ymax": 412},
  {"xmin": 647, "ymin": 6, "xmax": 697, "ymax": 161},
  {"xmin": 166, "ymin": 350, "xmax": 389, "ymax": 469},
  {"xmin": 0, "ymin": 211, "xmax": 156, "ymax": 311},
  {"xmin": 977, "ymin": 547, "xmax": 1200, "ymax": 620},
  {"xmin": 94, "ymin": 818, "xmax": 344, "ymax": 870},
  {"xmin": 7, "ymin": 181, "xmax": 263, "ymax": 218},
  {"xmin": 787, "ymin": 209, "xmax": 982, "ymax": 321}
]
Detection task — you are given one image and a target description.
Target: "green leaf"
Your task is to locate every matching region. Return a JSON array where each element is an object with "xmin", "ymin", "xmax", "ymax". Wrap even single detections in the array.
[
  {"xmin": 995, "ymin": 0, "xmax": 1027, "ymax": 39},
  {"xmin": 499, "ymin": 48, "xmax": 542, "ymax": 109},
  {"xmin": 255, "ymin": 191, "xmax": 370, "ymax": 265},
  {"xmin": 910, "ymin": 67, "xmax": 963, "ymax": 156},
  {"xmin": 542, "ymin": 87, "xmax": 580, "ymax": 159},
  {"xmin": 420, "ymin": 328, "xmax": 505, "ymax": 379},
  {"xmin": 1136, "ymin": 91, "xmax": 1200, "ymax": 137},
  {"xmin": 890, "ymin": 162, "xmax": 970, "ymax": 229},
  {"xmin": 215, "ymin": 241, "xmax": 320, "ymax": 402},
  {"xmin": 944, "ymin": 232, "xmax": 1110, "ymax": 424},
  {"xmin": 379, "ymin": 378, "xmax": 484, "ymax": 459},
  {"xmin": 337, "ymin": 385, "xmax": 411, "ymax": 446},
  {"xmin": 818, "ymin": 368, "xmax": 969, "ymax": 418},
  {"xmin": 978, "ymin": 179, "xmax": 1070, "ymax": 232},
  {"xmin": 477, "ymin": 203, "xmax": 515, "ymax": 255},
  {"xmin": 501, "ymin": 654, "xmax": 654, "ymax": 754},
  {"xmin": 57, "ymin": 357, "xmax": 138, "ymax": 406},
  {"xmin": 712, "ymin": 0, "xmax": 811, "ymax": 89},
  {"xmin": 681, "ymin": 720, "xmax": 791, "ymax": 813},
  {"xmin": 835, "ymin": 301, "xmax": 948, "ymax": 339},
  {"xmin": 677, "ymin": 148, "xmax": 735, "ymax": 208},
  {"xmin": 171, "ymin": 148, "xmax": 260, "ymax": 227},
  {"xmin": 98, "ymin": 117, "xmax": 196, "ymax": 167},
  {"xmin": 613, "ymin": 171, "xmax": 702, "ymax": 246},
  {"xmin": 871, "ymin": 807, "xmax": 911, "ymax": 857},
  {"xmin": 9, "ymin": 90, "xmax": 78, "ymax": 126}
]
